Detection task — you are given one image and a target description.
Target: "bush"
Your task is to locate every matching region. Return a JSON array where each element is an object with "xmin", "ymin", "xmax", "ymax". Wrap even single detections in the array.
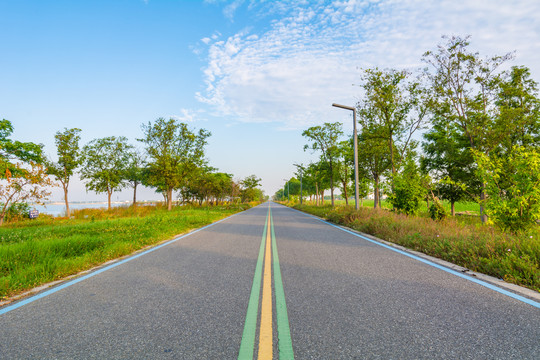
[
  {"xmin": 4, "ymin": 203, "xmax": 31, "ymax": 223},
  {"xmin": 387, "ymin": 157, "xmax": 426, "ymax": 215},
  {"xmin": 475, "ymin": 147, "xmax": 540, "ymax": 233},
  {"xmin": 429, "ymin": 200, "xmax": 447, "ymax": 221}
]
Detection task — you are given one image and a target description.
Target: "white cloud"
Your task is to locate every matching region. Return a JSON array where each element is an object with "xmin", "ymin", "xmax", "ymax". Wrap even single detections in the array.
[
  {"xmin": 170, "ymin": 109, "xmax": 205, "ymax": 123},
  {"xmin": 197, "ymin": 0, "xmax": 540, "ymax": 129}
]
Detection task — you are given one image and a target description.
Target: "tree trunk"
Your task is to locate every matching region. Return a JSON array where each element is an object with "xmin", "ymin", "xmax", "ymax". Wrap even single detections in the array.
[
  {"xmin": 342, "ymin": 180, "xmax": 348, "ymax": 206},
  {"xmin": 330, "ymin": 186, "xmax": 335, "ymax": 207},
  {"xmin": 132, "ymin": 183, "xmax": 138, "ymax": 207},
  {"xmin": 0, "ymin": 204, "xmax": 7, "ymax": 226},
  {"xmin": 167, "ymin": 187, "xmax": 173, "ymax": 211},
  {"xmin": 321, "ymin": 190, "xmax": 325, "ymax": 205},
  {"xmin": 479, "ymin": 182, "xmax": 488, "ymax": 223},
  {"xmin": 107, "ymin": 188, "xmax": 112, "ymax": 211},
  {"xmin": 451, "ymin": 201, "xmax": 455, "ymax": 216},
  {"xmin": 315, "ymin": 183, "xmax": 319, "ymax": 206},
  {"xmin": 64, "ymin": 186, "xmax": 70, "ymax": 218},
  {"xmin": 374, "ymin": 177, "xmax": 379, "ymax": 209}
]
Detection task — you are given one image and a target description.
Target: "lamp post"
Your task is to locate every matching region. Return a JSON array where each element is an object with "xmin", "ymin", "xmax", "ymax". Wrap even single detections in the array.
[
  {"xmin": 293, "ymin": 163, "xmax": 304, "ymax": 205},
  {"xmin": 283, "ymin": 178, "xmax": 290, "ymax": 202},
  {"xmin": 332, "ymin": 103, "xmax": 359, "ymax": 210}
]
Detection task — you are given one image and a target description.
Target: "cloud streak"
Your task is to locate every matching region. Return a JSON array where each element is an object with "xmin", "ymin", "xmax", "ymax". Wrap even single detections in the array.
[{"xmin": 197, "ymin": 0, "xmax": 540, "ymax": 129}]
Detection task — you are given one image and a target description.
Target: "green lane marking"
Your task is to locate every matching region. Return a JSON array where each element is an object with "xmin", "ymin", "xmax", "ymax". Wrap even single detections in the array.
[
  {"xmin": 238, "ymin": 209, "xmax": 268, "ymax": 360},
  {"xmin": 270, "ymin": 208, "xmax": 295, "ymax": 359}
]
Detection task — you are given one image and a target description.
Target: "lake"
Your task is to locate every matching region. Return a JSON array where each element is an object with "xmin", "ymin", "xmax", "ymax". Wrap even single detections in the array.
[{"xmin": 33, "ymin": 202, "xmax": 132, "ymax": 217}]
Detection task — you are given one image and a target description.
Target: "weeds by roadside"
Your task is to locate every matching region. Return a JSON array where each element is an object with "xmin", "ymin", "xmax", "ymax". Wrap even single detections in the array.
[{"xmin": 293, "ymin": 204, "xmax": 540, "ymax": 292}]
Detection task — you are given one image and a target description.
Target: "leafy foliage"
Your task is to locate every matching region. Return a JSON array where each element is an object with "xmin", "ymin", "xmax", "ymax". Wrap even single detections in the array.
[
  {"xmin": 138, "ymin": 118, "xmax": 211, "ymax": 210},
  {"xmin": 387, "ymin": 156, "xmax": 426, "ymax": 215},
  {"xmin": 303, "ymin": 122, "xmax": 343, "ymax": 206},
  {"xmin": 80, "ymin": 136, "xmax": 133, "ymax": 210},
  {"xmin": 46, "ymin": 128, "xmax": 82, "ymax": 217},
  {"xmin": 475, "ymin": 147, "xmax": 540, "ymax": 233},
  {"xmin": 0, "ymin": 119, "xmax": 44, "ymax": 179},
  {"xmin": 429, "ymin": 200, "xmax": 447, "ymax": 221},
  {"xmin": 0, "ymin": 162, "xmax": 53, "ymax": 225}
]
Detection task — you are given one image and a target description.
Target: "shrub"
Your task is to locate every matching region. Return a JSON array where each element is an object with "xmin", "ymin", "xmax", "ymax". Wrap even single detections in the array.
[{"xmin": 429, "ymin": 200, "xmax": 447, "ymax": 221}]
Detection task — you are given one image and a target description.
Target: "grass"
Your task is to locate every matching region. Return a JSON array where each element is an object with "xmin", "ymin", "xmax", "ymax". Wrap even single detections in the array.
[
  {"xmin": 308, "ymin": 198, "xmax": 480, "ymax": 215},
  {"xmin": 291, "ymin": 203, "xmax": 540, "ymax": 292},
  {"xmin": 0, "ymin": 203, "xmax": 253, "ymax": 299}
]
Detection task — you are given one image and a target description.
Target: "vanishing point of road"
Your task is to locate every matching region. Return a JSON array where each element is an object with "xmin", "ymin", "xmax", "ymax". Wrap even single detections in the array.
[{"xmin": 1, "ymin": 202, "xmax": 539, "ymax": 359}]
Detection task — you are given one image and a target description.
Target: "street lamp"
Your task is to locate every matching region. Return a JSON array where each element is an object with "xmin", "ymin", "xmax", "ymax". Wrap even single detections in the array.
[
  {"xmin": 332, "ymin": 103, "xmax": 360, "ymax": 210},
  {"xmin": 282, "ymin": 178, "xmax": 290, "ymax": 202},
  {"xmin": 293, "ymin": 163, "xmax": 304, "ymax": 205}
]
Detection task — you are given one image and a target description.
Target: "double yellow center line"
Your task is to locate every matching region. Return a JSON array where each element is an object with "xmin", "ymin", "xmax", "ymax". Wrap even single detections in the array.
[{"xmin": 238, "ymin": 206, "xmax": 294, "ymax": 360}]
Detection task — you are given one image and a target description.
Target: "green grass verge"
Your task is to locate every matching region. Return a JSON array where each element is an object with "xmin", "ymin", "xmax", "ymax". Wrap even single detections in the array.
[
  {"xmin": 292, "ymin": 204, "xmax": 540, "ymax": 292},
  {"xmin": 0, "ymin": 204, "xmax": 252, "ymax": 299}
]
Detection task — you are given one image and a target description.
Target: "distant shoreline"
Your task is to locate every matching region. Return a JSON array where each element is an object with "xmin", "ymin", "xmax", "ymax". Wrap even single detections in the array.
[{"xmin": 34, "ymin": 200, "xmax": 163, "ymax": 206}]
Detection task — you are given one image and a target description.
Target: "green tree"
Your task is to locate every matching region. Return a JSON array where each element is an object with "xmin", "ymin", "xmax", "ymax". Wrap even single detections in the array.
[
  {"xmin": 356, "ymin": 127, "xmax": 392, "ymax": 208},
  {"xmin": 475, "ymin": 147, "xmax": 540, "ymax": 233},
  {"xmin": 124, "ymin": 150, "xmax": 146, "ymax": 207},
  {"xmin": 423, "ymin": 35, "xmax": 514, "ymax": 222},
  {"xmin": 46, "ymin": 128, "xmax": 82, "ymax": 217},
  {"xmin": 302, "ymin": 161, "xmax": 331, "ymax": 205},
  {"xmin": 0, "ymin": 162, "xmax": 53, "ymax": 225},
  {"xmin": 80, "ymin": 136, "xmax": 133, "ymax": 210},
  {"xmin": 241, "ymin": 175, "xmax": 262, "ymax": 203},
  {"xmin": 421, "ymin": 120, "xmax": 479, "ymax": 215},
  {"xmin": 274, "ymin": 188, "xmax": 285, "ymax": 201},
  {"xmin": 387, "ymin": 154, "xmax": 427, "ymax": 215},
  {"xmin": 303, "ymin": 122, "xmax": 343, "ymax": 206},
  {"xmin": 139, "ymin": 118, "xmax": 211, "ymax": 210},
  {"xmin": 0, "ymin": 119, "xmax": 44, "ymax": 178},
  {"xmin": 357, "ymin": 68, "xmax": 428, "ymax": 189},
  {"xmin": 335, "ymin": 140, "xmax": 352, "ymax": 205},
  {"xmin": 497, "ymin": 66, "xmax": 540, "ymax": 151}
]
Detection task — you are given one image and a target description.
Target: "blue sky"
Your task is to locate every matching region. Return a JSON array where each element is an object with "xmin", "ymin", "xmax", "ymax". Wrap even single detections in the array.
[{"xmin": 2, "ymin": 0, "xmax": 540, "ymax": 202}]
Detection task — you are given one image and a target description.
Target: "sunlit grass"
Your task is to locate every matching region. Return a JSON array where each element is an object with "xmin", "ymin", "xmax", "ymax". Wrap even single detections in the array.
[{"xmin": 0, "ymin": 203, "xmax": 252, "ymax": 299}]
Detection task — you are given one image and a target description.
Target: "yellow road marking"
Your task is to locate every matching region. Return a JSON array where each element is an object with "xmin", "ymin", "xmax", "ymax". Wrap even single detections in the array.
[{"xmin": 258, "ymin": 211, "xmax": 273, "ymax": 359}]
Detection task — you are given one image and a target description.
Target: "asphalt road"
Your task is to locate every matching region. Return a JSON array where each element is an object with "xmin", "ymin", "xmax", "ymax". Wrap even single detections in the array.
[{"xmin": 0, "ymin": 202, "xmax": 538, "ymax": 359}]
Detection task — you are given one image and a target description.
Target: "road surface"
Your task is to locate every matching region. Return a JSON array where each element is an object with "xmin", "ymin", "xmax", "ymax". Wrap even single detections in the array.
[{"xmin": 1, "ymin": 202, "xmax": 539, "ymax": 359}]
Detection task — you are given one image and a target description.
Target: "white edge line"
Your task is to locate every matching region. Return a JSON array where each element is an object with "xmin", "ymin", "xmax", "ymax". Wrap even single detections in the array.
[
  {"xmin": 0, "ymin": 212, "xmax": 240, "ymax": 316},
  {"xmin": 287, "ymin": 206, "xmax": 540, "ymax": 309}
]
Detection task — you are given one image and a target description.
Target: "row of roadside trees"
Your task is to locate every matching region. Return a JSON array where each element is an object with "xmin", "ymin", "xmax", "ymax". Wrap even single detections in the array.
[
  {"xmin": 277, "ymin": 35, "xmax": 540, "ymax": 233},
  {"xmin": 0, "ymin": 117, "xmax": 263, "ymax": 224}
]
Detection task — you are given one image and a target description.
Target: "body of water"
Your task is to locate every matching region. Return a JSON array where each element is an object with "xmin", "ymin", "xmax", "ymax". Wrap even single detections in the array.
[{"xmin": 33, "ymin": 202, "xmax": 132, "ymax": 217}]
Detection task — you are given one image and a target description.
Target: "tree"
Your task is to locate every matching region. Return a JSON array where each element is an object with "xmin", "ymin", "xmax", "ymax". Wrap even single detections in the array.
[
  {"xmin": 302, "ymin": 161, "xmax": 330, "ymax": 205},
  {"xmin": 422, "ymin": 35, "xmax": 514, "ymax": 222},
  {"xmin": 356, "ymin": 127, "xmax": 392, "ymax": 208},
  {"xmin": 46, "ymin": 128, "xmax": 82, "ymax": 217},
  {"xmin": 387, "ymin": 154, "xmax": 427, "ymax": 215},
  {"xmin": 124, "ymin": 150, "xmax": 146, "ymax": 207},
  {"xmin": 335, "ymin": 140, "xmax": 352, "ymax": 205},
  {"xmin": 475, "ymin": 146, "xmax": 540, "ymax": 233},
  {"xmin": 0, "ymin": 162, "xmax": 53, "ymax": 225},
  {"xmin": 357, "ymin": 68, "xmax": 428, "ymax": 189},
  {"xmin": 303, "ymin": 122, "xmax": 343, "ymax": 206},
  {"xmin": 241, "ymin": 175, "xmax": 262, "ymax": 203},
  {"xmin": 0, "ymin": 119, "xmax": 43, "ymax": 178},
  {"xmin": 496, "ymin": 66, "xmax": 540, "ymax": 152},
  {"xmin": 80, "ymin": 136, "xmax": 133, "ymax": 210},
  {"xmin": 421, "ymin": 120, "xmax": 479, "ymax": 216},
  {"xmin": 139, "ymin": 118, "xmax": 211, "ymax": 210}
]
